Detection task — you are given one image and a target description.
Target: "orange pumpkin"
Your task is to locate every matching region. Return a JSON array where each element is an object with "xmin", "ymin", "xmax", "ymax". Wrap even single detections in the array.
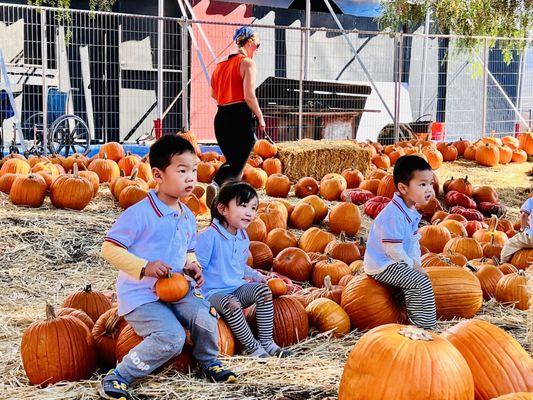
[
  {"xmin": 98, "ymin": 142, "xmax": 125, "ymax": 162},
  {"xmin": 312, "ymin": 256, "xmax": 351, "ymax": 287},
  {"xmin": 253, "ymin": 137, "xmax": 277, "ymax": 158},
  {"xmin": 306, "ymin": 298, "xmax": 350, "ymax": 337},
  {"xmin": 294, "ymin": 176, "xmax": 319, "ymax": 198},
  {"xmin": 88, "ymin": 153, "xmax": 120, "ymax": 183},
  {"xmin": 9, "ymin": 173, "xmax": 47, "ymax": 208},
  {"xmin": 249, "ymin": 241, "xmax": 273, "ymax": 270},
  {"xmin": 265, "ymin": 173, "xmax": 290, "ymax": 198},
  {"xmin": 272, "ymin": 247, "xmax": 313, "ymax": 282},
  {"xmin": 300, "ymin": 195, "xmax": 328, "ymax": 224},
  {"xmin": 494, "ymin": 271, "xmax": 529, "ymax": 310},
  {"xmin": 319, "ymin": 173, "xmax": 347, "ymax": 201},
  {"xmin": 267, "ymin": 278, "xmax": 288, "ymax": 297},
  {"xmin": 91, "ymin": 307, "xmax": 128, "ymax": 368},
  {"xmin": 475, "ymin": 143, "xmax": 500, "ymax": 166},
  {"xmin": 266, "ymin": 228, "xmax": 297, "ymax": 257},
  {"xmin": 244, "ymin": 167, "xmax": 268, "ymax": 189},
  {"xmin": 0, "ymin": 157, "xmax": 30, "ymax": 177},
  {"xmin": 289, "ymin": 202, "xmax": 315, "ymax": 230},
  {"xmin": 155, "ymin": 272, "xmax": 189, "ymax": 303},
  {"xmin": 117, "ymin": 151, "xmax": 141, "ymax": 175},
  {"xmin": 262, "ymin": 157, "xmax": 283, "ymax": 176},
  {"xmin": 329, "ymin": 201, "xmax": 361, "ymax": 236},
  {"xmin": 341, "ymin": 168, "xmax": 364, "ymax": 188},
  {"xmin": 517, "ymin": 131, "xmax": 533, "ymax": 155},
  {"xmin": 299, "ymin": 227, "xmax": 334, "ymax": 253},
  {"xmin": 376, "ymin": 174, "xmax": 396, "ymax": 199}
]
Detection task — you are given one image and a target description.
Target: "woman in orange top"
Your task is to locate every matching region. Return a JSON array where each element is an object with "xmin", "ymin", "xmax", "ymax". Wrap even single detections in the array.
[{"xmin": 207, "ymin": 26, "xmax": 265, "ymax": 206}]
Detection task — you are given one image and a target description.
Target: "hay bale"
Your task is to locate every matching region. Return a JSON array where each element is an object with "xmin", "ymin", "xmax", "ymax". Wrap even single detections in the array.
[{"xmin": 277, "ymin": 139, "xmax": 372, "ymax": 182}]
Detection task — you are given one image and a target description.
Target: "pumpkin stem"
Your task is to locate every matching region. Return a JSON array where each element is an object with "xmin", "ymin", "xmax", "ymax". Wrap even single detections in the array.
[
  {"xmin": 103, "ymin": 152, "xmax": 108, "ymax": 160},
  {"xmin": 72, "ymin": 162, "xmax": 79, "ymax": 178},
  {"xmin": 323, "ymin": 275, "xmax": 332, "ymax": 290},
  {"xmin": 45, "ymin": 303, "xmax": 56, "ymax": 320},
  {"xmin": 84, "ymin": 284, "xmax": 92, "ymax": 293},
  {"xmin": 464, "ymin": 263, "xmax": 478, "ymax": 273},
  {"xmin": 339, "ymin": 231, "xmax": 346, "ymax": 242},
  {"xmin": 131, "ymin": 168, "xmax": 139, "ymax": 180},
  {"xmin": 326, "ymin": 253, "xmax": 334, "ymax": 263},
  {"xmin": 398, "ymin": 325, "xmax": 433, "ymax": 341}
]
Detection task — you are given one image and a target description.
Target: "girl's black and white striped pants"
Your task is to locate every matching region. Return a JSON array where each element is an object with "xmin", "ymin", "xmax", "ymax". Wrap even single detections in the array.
[
  {"xmin": 209, "ymin": 283, "xmax": 274, "ymax": 353},
  {"xmin": 372, "ymin": 262, "xmax": 437, "ymax": 330}
]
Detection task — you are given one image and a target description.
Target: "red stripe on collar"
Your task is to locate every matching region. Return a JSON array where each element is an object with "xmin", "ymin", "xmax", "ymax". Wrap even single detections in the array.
[
  {"xmin": 147, "ymin": 192, "xmax": 164, "ymax": 218},
  {"xmin": 392, "ymin": 199, "xmax": 412, "ymax": 223},
  {"xmin": 211, "ymin": 223, "xmax": 228, "ymax": 239}
]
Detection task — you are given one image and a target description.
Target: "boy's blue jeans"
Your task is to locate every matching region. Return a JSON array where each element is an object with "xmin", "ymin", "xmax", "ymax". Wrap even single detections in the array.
[{"xmin": 115, "ymin": 288, "xmax": 219, "ymax": 383}]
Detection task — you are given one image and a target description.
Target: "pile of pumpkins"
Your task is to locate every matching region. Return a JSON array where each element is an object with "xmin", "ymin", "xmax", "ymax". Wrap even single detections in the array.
[{"xmin": 363, "ymin": 131, "xmax": 533, "ymax": 170}]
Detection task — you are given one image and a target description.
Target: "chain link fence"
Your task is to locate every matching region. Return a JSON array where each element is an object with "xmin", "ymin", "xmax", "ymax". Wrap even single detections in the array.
[{"xmin": 0, "ymin": 3, "xmax": 531, "ymax": 153}]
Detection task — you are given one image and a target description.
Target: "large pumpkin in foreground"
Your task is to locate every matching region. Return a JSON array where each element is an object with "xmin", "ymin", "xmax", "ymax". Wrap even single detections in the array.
[
  {"xmin": 442, "ymin": 319, "xmax": 533, "ymax": 400},
  {"xmin": 339, "ymin": 324, "xmax": 474, "ymax": 400},
  {"xmin": 21, "ymin": 304, "xmax": 96, "ymax": 386}
]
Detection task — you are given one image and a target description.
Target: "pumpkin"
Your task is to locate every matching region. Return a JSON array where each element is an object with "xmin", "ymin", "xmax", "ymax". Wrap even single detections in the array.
[
  {"xmin": 475, "ymin": 143, "xmax": 500, "ymax": 166},
  {"xmin": 473, "ymin": 186, "xmax": 499, "ymax": 204},
  {"xmin": 0, "ymin": 173, "xmax": 20, "ymax": 194},
  {"xmin": 289, "ymin": 202, "xmax": 315, "ymax": 230},
  {"xmin": 498, "ymin": 145, "xmax": 513, "ymax": 164},
  {"xmin": 319, "ymin": 173, "xmax": 346, "ymax": 201},
  {"xmin": 117, "ymin": 151, "xmax": 141, "ymax": 176},
  {"xmin": 28, "ymin": 155, "xmax": 51, "ymax": 168},
  {"xmin": 273, "ymin": 247, "xmax": 312, "ymax": 282},
  {"xmin": 416, "ymin": 197, "xmax": 443, "ymax": 220},
  {"xmin": 217, "ymin": 318, "xmax": 236, "ymax": 357},
  {"xmin": 371, "ymin": 152, "xmax": 390, "ymax": 169},
  {"xmin": 443, "ymin": 213, "xmax": 468, "ymax": 224},
  {"xmin": 312, "ymin": 256, "xmax": 351, "ymax": 287},
  {"xmin": 419, "ymin": 225, "xmax": 452, "ymax": 253},
  {"xmin": 492, "ymin": 393, "xmax": 533, "ymax": 400},
  {"xmin": 48, "ymin": 154, "xmax": 66, "ymax": 167},
  {"xmin": 31, "ymin": 161, "xmax": 63, "ymax": 178},
  {"xmin": 442, "ymin": 319, "xmax": 533, "ymax": 399},
  {"xmin": 267, "ymin": 278, "xmax": 288, "ymax": 297},
  {"xmin": 376, "ymin": 174, "xmax": 396, "ymax": 199},
  {"xmin": 262, "ymin": 157, "xmax": 283, "ymax": 176},
  {"xmin": 98, "ymin": 141, "xmax": 124, "ymax": 162},
  {"xmin": 437, "ymin": 219, "xmax": 468, "ymax": 237},
  {"xmin": 49, "ymin": 164, "xmax": 93, "ymax": 210},
  {"xmin": 441, "ymin": 143, "xmax": 458, "ymax": 162},
  {"xmin": 265, "ymin": 173, "xmax": 290, "ymax": 198},
  {"xmin": 443, "ymin": 237, "xmax": 483, "ymax": 260},
  {"xmin": 62, "ymin": 284, "xmax": 112, "ymax": 323},
  {"xmin": 197, "ymin": 161, "xmax": 216, "ymax": 183},
  {"xmin": 431, "ymin": 210, "xmax": 450, "ymax": 223},
  {"xmin": 359, "ymin": 178, "xmax": 381, "ymax": 195},
  {"xmin": 56, "ymin": 307, "xmax": 94, "ymax": 330},
  {"xmin": 78, "ymin": 169, "xmax": 100, "ymax": 197},
  {"xmin": 494, "ymin": 271, "xmax": 529, "ymax": 310},
  {"xmin": 339, "ymin": 324, "xmax": 474, "ymax": 400},
  {"xmin": 453, "ymin": 138, "xmax": 472, "ymax": 156},
  {"xmin": 450, "ymin": 206, "xmax": 484, "ymax": 221},
  {"xmin": 266, "ymin": 228, "xmax": 297, "ymax": 257},
  {"xmin": 472, "ymin": 217, "xmax": 508, "ymax": 246},
  {"xmin": 62, "ymin": 153, "xmax": 89, "ymax": 172},
  {"xmin": 444, "ymin": 190, "xmax": 477, "ymax": 209},
  {"xmin": 299, "ymin": 275, "xmax": 344, "ymax": 307},
  {"xmin": 116, "ymin": 323, "xmax": 194, "ymax": 373},
  {"xmin": 517, "ymin": 131, "xmax": 533, "ymax": 155},
  {"xmin": 253, "ymin": 137, "xmax": 277, "ymax": 158},
  {"xmin": 88, "ymin": 153, "xmax": 120, "ymax": 183},
  {"xmin": 324, "ymin": 232, "xmax": 361, "ymax": 264},
  {"xmin": 510, "ymin": 249, "xmax": 533, "ymax": 270},
  {"xmin": 200, "ymin": 151, "xmax": 220, "ymax": 162},
  {"xmin": 464, "ymin": 143, "xmax": 479, "ymax": 160},
  {"xmin": 446, "ymin": 176, "xmax": 473, "ymax": 197},
  {"xmin": 338, "ymin": 274, "xmax": 355, "ymax": 286},
  {"xmin": 306, "ymin": 298, "xmax": 350, "ymax": 337},
  {"xmin": 329, "ymin": 201, "xmax": 361, "ymax": 236},
  {"xmin": 247, "ymin": 153, "xmax": 263, "ymax": 168},
  {"xmin": 294, "ymin": 177, "xmax": 319, "ymax": 198},
  {"xmin": 119, "ymin": 186, "xmax": 148, "ymax": 209},
  {"xmin": 366, "ymin": 169, "xmax": 388, "ymax": 180},
  {"xmin": 300, "ymin": 195, "xmax": 328, "ymax": 223},
  {"xmin": 479, "ymin": 201, "xmax": 507, "ymax": 218},
  {"xmin": 482, "ymin": 236, "xmax": 503, "ymax": 258},
  {"xmin": 246, "ymin": 217, "xmax": 267, "ymax": 242},
  {"xmin": 155, "ymin": 272, "xmax": 189, "ymax": 303},
  {"xmin": 21, "ymin": 304, "xmax": 96, "ymax": 386},
  {"xmin": 112, "ymin": 169, "xmax": 149, "ymax": 200},
  {"xmin": 341, "ymin": 168, "xmax": 364, "ymax": 188},
  {"xmin": 423, "ymin": 147, "xmax": 444, "ymax": 169},
  {"xmin": 9, "ymin": 173, "xmax": 47, "ymax": 208},
  {"xmin": 512, "ymin": 149, "xmax": 528, "ymax": 163},
  {"xmin": 91, "ymin": 307, "xmax": 128, "ymax": 368},
  {"xmin": 426, "ymin": 266, "xmax": 483, "ymax": 319},
  {"xmin": 388, "ymin": 147, "xmax": 406, "ymax": 165},
  {"xmin": 299, "ymin": 227, "xmax": 334, "ymax": 253},
  {"xmin": 0, "ymin": 157, "xmax": 30, "ymax": 176},
  {"xmin": 244, "ymin": 167, "xmax": 268, "ymax": 189},
  {"xmin": 177, "ymin": 129, "xmax": 202, "ymax": 156},
  {"xmin": 502, "ymin": 135, "xmax": 520, "ymax": 149},
  {"xmin": 247, "ymin": 295, "xmax": 309, "ymax": 347},
  {"xmin": 136, "ymin": 162, "xmax": 153, "ymax": 182},
  {"xmin": 340, "ymin": 188, "xmax": 374, "ymax": 205},
  {"xmin": 420, "ymin": 253, "xmax": 457, "ymax": 268},
  {"xmin": 363, "ymin": 196, "xmax": 391, "ymax": 219},
  {"xmin": 258, "ymin": 206, "xmax": 287, "ymax": 232},
  {"xmin": 465, "ymin": 263, "xmax": 504, "ymax": 300},
  {"xmin": 249, "ymin": 241, "xmax": 273, "ymax": 269},
  {"xmin": 340, "ymin": 274, "xmax": 408, "ymax": 331}
]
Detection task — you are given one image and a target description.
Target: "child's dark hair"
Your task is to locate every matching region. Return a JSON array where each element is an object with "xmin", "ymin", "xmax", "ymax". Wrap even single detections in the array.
[
  {"xmin": 393, "ymin": 155, "xmax": 432, "ymax": 187},
  {"xmin": 211, "ymin": 180, "xmax": 258, "ymax": 225},
  {"xmin": 149, "ymin": 135, "xmax": 196, "ymax": 171}
]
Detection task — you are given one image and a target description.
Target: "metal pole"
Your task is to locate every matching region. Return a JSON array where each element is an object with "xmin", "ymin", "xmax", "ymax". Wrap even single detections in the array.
[
  {"xmin": 304, "ymin": 0, "xmax": 310, "ymax": 80},
  {"xmin": 118, "ymin": 23, "xmax": 122, "ymax": 142},
  {"xmin": 418, "ymin": 9, "xmax": 431, "ymax": 117},
  {"xmin": 298, "ymin": 30, "xmax": 304, "ymax": 141},
  {"xmin": 104, "ymin": 31, "xmax": 108, "ymax": 139},
  {"xmin": 181, "ymin": 0, "xmax": 217, "ymax": 62},
  {"xmin": 516, "ymin": 45, "xmax": 527, "ymax": 121},
  {"xmin": 481, "ymin": 38, "xmax": 488, "ymax": 137},
  {"xmin": 157, "ymin": 0, "xmax": 164, "ymax": 122},
  {"xmin": 181, "ymin": 20, "xmax": 189, "ymax": 130},
  {"xmin": 322, "ymin": 0, "xmax": 394, "ymax": 120},
  {"xmin": 394, "ymin": 33, "xmax": 402, "ymax": 143},
  {"xmin": 41, "ymin": 9, "xmax": 48, "ymax": 155}
]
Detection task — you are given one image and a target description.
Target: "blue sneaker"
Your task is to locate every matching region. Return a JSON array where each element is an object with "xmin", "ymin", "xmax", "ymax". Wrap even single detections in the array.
[
  {"xmin": 201, "ymin": 361, "xmax": 237, "ymax": 383},
  {"xmin": 98, "ymin": 369, "xmax": 131, "ymax": 400}
]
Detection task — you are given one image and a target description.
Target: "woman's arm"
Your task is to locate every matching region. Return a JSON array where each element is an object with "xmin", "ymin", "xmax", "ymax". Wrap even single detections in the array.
[{"xmin": 241, "ymin": 58, "xmax": 265, "ymax": 134}]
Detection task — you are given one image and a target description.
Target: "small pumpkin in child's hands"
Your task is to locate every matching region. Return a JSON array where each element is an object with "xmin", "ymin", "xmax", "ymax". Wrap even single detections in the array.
[
  {"xmin": 156, "ymin": 272, "xmax": 189, "ymax": 302},
  {"xmin": 268, "ymin": 278, "xmax": 288, "ymax": 297}
]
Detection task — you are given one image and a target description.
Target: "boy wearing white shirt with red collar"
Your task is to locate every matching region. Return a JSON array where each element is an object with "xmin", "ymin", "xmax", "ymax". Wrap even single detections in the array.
[{"xmin": 364, "ymin": 155, "xmax": 437, "ymax": 329}]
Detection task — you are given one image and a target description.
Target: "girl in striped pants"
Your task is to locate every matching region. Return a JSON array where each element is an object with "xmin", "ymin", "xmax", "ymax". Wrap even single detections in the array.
[{"xmin": 196, "ymin": 181, "xmax": 292, "ymax": 358}]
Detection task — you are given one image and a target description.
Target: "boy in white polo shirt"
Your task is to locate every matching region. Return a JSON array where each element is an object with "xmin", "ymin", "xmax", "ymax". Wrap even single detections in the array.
[
  {"xmin": 364, "ymin": 155, "xmax": 437, "ymax": 329},
  {"xmin": 98, "ymin": 135, "xmax": 236, "ymax": 400},
  {"xmin": 500, "ymin": 196, "xmax": 533, "ymax": 264}
]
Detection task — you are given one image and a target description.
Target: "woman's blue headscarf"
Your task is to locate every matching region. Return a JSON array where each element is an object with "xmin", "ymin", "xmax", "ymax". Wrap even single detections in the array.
[{"xmin": 233, "ymin": 26, "xmax": 255, "ymax": 45}]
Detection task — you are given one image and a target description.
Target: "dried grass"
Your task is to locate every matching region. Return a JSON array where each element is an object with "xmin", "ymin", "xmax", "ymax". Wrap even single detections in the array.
[
  {"xmin": 277, "ymin": 139, "xmax": 372, "ymax": 183},
  {"xmin": 0, "ymin": 160, "xmax": 531, "ymax": 399}
]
